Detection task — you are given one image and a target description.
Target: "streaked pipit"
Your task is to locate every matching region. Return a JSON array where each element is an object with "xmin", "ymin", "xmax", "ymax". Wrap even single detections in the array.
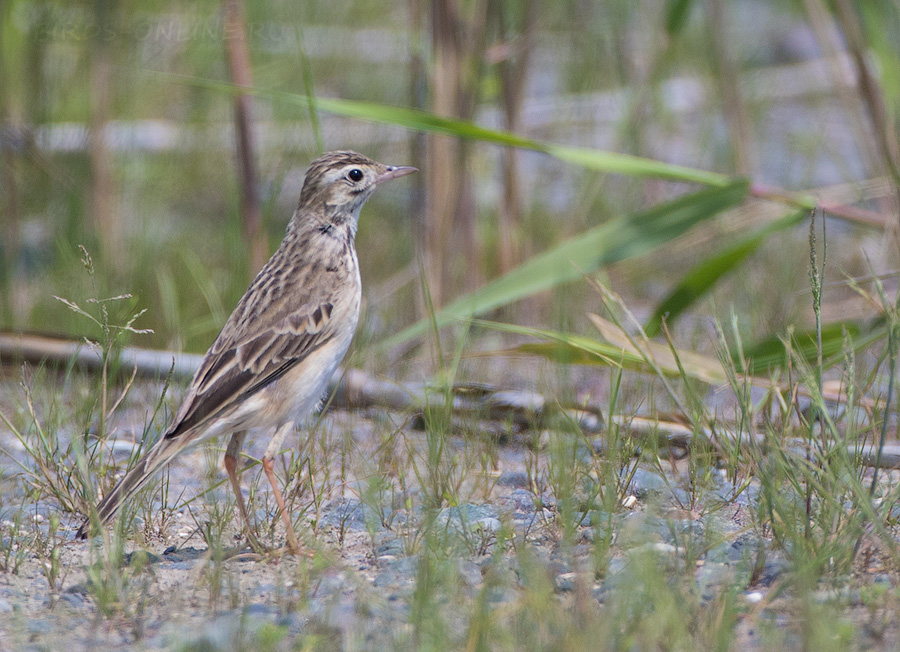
[{"xmin": 76, "ymin": 150, "xmax": 416, "ymax": 553}]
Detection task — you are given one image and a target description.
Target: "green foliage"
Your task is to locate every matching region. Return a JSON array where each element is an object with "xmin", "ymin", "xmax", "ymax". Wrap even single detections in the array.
[
  {"xmin": 382, "ymin": 180, "xmax": 748, "ymax": 349},
  {"xmin": 665, "ymin": 0, "xmax": 696, "ymax": 35},
  {"xmin": 644, "ymin": 210, "xmax": 808, "ymax": 337}
]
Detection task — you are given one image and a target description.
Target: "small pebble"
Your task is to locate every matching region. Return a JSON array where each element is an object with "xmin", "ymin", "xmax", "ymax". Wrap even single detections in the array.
[
  {"xmin": 555, "ymin": 572, "xmax": 578, "ymax": 592},
  {"xmin": 629, "ymin": 542, "xmax": 680, "ymax": 556},
  {"xmin": 497, "ymin": 470, "xmax": 529, "ymax": 488},
  {"xmin": 474, "ymin": 517, "xmax": 502, "ymax": 533}
]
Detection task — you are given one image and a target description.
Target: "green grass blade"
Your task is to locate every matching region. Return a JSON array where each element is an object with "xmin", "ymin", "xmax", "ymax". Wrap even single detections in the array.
[
  {"xmin": 644, "ymin": 210, "xmax": 808, "ymax": 336},
  {"xmin": 472, "ymin": 318, "xmax": 730, "ymax": 385},
  {"xmin": 379, "ymin": 181, "xmax": 749, "ymax": 350},
  {"xmin": 155, "ymin": 73, "xmax": 732, "ymax": 186},
  {"xmin": 475, "ymin": 315, "xmax": 884, "ymax": 389},
  {"xmin": 468, "ymin": 320, "xmax": 656, "ymax": 372},
  {"xmin": 741, "ymin": 321, "xmax": 868, "ymax": 374},
  {"xmin": 307, "ymin": 95, "xmax": 732, "ymax": 185}
]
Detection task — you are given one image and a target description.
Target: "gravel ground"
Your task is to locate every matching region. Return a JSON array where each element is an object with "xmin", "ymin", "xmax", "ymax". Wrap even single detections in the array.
[{"xmin": 1, "ymin": 373, "xmax": 899, "ymax": 650}]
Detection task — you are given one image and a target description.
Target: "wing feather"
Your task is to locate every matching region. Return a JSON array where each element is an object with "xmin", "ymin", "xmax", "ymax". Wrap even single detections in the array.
[{"xmin": 165, "ymin": 238, "xmax": 354, "ymax": 440}]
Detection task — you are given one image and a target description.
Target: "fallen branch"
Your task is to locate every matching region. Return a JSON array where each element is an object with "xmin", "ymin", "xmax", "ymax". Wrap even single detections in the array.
[
  {"xmin": 2, "ymin": 330, "xmax": 896, "ymax": 468},
  {"xmin": 0, "ymin": 330, "xmax": 203, "ymax": 379}
]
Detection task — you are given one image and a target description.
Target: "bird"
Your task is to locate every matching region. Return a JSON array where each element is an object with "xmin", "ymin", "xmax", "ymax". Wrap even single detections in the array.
[{"xmin": 76, "ymin": 150, "xmax": 417, "ymax": 553}]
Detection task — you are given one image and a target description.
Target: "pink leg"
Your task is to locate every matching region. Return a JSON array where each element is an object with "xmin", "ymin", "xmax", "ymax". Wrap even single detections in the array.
[
  {"xmin": 223, "ymin": 431, "xmax": 264, "ymax": 550},
  {"xmin": 262, "ymin": 455, "xmax": 302, "ymax": 555}
]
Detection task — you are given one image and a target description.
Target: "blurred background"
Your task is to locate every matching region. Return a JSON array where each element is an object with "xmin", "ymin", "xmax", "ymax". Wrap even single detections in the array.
[{"xmin": 1, "ymin": 0, "xmax": 898, "ymax": 378}]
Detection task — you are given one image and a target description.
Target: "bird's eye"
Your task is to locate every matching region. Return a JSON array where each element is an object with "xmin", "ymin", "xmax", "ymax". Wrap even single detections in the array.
[{"xmin": 348, "ymin": 169, "xmax": 364, "ymax": 182}]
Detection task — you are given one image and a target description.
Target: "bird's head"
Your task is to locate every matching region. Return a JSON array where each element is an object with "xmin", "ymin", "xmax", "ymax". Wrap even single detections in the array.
[{"xmin": 296, "ymin": 150, "xmax": 416, "ymax": 233}]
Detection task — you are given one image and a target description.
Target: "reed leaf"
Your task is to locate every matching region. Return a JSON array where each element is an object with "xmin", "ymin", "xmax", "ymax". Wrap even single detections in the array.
[
  {"xmin": 644, "ymin": 210, "xmax": 808, "ymax": 336},
  {"xmin": 379, "ymin": 180, "xmax": 748, "ymax": 349},
  {"xmin": 160, "ymin": 74, "xmax": 732, "ymax": 186}
]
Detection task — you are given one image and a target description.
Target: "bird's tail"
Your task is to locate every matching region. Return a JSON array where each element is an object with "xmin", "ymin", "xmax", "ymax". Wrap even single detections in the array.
[{"xmin": 76, "ymin": 434, "xmax": 190, "ymax": 539}]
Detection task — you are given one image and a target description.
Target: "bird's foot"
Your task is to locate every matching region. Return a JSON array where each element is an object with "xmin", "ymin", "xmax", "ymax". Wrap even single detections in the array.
[{"xmin": 232, "ymin": 530, "xmax": 312, "ymax": 559}]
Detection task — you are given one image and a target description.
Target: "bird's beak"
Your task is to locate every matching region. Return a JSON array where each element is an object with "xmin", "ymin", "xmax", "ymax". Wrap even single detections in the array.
[{"xmin": 375, "ymin": 165, "xmax": 418, "ymax": 184}]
